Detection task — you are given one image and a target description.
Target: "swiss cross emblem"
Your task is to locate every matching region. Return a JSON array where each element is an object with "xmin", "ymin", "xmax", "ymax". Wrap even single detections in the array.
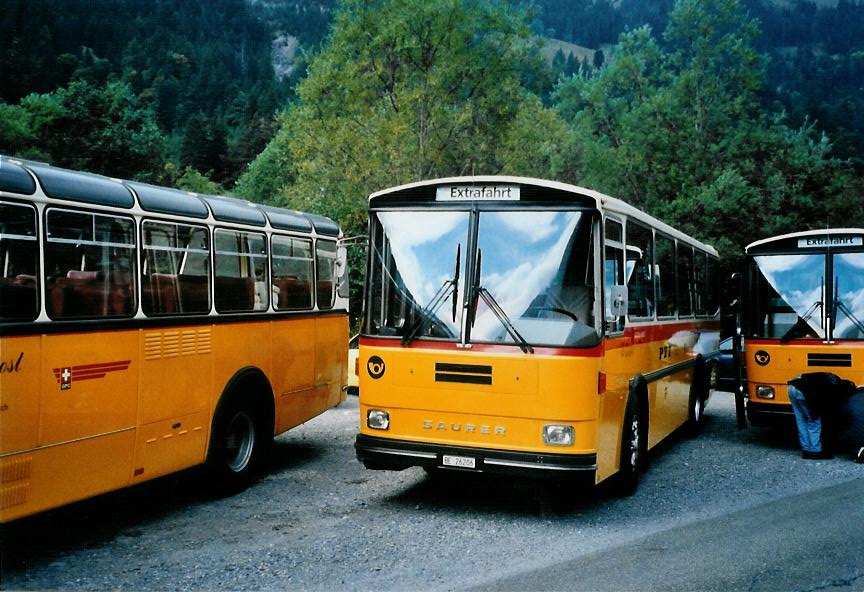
[{"xmin": 60, "ymin": 367, "xmax": 72, "ymax": 390}]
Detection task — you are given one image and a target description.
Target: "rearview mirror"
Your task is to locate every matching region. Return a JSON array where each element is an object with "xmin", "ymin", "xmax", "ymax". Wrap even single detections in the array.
[{"xmin": 610, "ymin": 285, "xmax": 627, "ymax": 317}]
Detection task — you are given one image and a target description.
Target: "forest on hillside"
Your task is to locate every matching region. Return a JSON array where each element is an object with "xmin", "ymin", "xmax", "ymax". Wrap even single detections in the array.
[{"xmin": 2, "ymin": 0, "xmax": 862, "ymax": 297}]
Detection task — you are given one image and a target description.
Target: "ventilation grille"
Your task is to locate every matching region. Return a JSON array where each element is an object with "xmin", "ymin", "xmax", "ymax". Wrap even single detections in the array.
[
  {"xmin": 435, "ymin": 363, "xmax": 492, "ymax": 385},
  {"xmin": 145, "ymin": 328, "xmax": 212, "ymax": 361},
  {"xmin": 807, "ymin": 353, "xmax": 852, "ymax": 367}
]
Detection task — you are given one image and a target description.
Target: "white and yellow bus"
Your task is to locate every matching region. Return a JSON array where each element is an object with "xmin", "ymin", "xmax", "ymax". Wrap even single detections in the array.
[
  {"xmin": 0, "ymin": 156, "xmax": 349, "ymax": 521},
  {"xmin": 355, "ymin": 177, "xmax": 721, "ymax": 492},
  {"xmin": 741, "ymin": 229, "xmax": 864, "ymax": 425}
]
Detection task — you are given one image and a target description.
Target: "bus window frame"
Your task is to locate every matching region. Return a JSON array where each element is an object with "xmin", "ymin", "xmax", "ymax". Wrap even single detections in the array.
[
  {"xmin": 654, "ymin": 231, "xmax": 678, "ymax": 321},
  {"xmin": 43, "ymin": 205, "xmax": 138, "ymax": 321},
  {"xmin": 212, "ymin": 226, "xmax": 269, "ymax": 315},
  {"xmin": 623, "ymin": 218, "xmax": 656, "ymax": 324},
  {"xmin": 603, "ymin": 215, "xmax": 626, "ymax": 336},
  {"xmin": 0, "ymin": 199, "xmax": 41, "ymax": 323},
  {"xmin": 315, "ymin": 237, "xmax": 339, "ymax": 311},
  {"xmin": 271, "ymin": 232, "xmax": 315, "ymax": 312},
  {"xmin": 676, "ymin": 242, "xmax": 696, "ymax": 320},
  {"xmin": 140, "ymin": 217, "xmax": 213, "ymax": 317}
]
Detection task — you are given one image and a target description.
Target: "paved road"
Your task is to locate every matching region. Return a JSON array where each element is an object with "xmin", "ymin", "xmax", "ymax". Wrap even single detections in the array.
[
  {"xmin": 2, "ymin": 392, "xmax": 862, "ymax": 591},
  {"xmin": 476, "ymin": 477, "xmax": 864, "ymax": 591}
]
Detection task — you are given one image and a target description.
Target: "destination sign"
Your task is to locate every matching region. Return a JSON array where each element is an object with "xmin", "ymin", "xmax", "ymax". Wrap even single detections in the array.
[
  {"xmin": 797, "ymin": 236, "xmax": 863, "ymax": 248},
  {"xmin": 435, "ymin": 186, "xmax": 520, "ymax": 202}
]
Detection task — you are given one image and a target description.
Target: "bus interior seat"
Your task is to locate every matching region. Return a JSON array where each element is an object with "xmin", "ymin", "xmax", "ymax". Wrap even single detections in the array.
[
  {"xmin": 274, "ymin": 276, "xmax": 312, "ymax": 309},
  {"xmin": 215, "ymin": 276, "xmax": 255, "ymax": 311},
  {"xmin": 0, "ymin": 275, "xmax": 38, "ymax": 319}
]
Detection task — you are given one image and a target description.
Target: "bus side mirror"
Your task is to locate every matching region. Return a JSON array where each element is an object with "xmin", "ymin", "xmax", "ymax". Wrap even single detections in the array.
[
  {"xmin": 726, "ymin": 272, "xmax": 741, "ymax": 312},
  {"xmin": 610, "ymin": 285, "xmax": 627, "ymax": 317}
]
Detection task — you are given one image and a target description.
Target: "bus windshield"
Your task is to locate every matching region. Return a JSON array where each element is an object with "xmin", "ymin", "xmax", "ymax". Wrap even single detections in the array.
[
  {"xmin": 471, "ymin": 210, "xmax": 598, "ymax": 347},
  {"xmin": 367, "ymin": 208, "xmax": 599, "ymax": 348},
  {"xmin": 833, "ymin": 252, "xmax": 864, "ymax": 340},
  {"xmin": 752, "ymin": 254, "xmax": 825, "ymax": 340},
  {"xmin": 368, "ymin": 210, "xmax": 469, "ymax": 340}
]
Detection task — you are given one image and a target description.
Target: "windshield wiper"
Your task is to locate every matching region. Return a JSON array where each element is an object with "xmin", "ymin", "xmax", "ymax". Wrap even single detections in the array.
[
  {"xmin": 780, "ymin": 300, "xmax": 822, "ymax": 344},
  {"xmin": 469, "ymin": 249, "xmax": 534, "ymax": 354},
  {"xmin": 834, "ymin": 277, "xmax": 864, "ymax": 336},
  {"xmin": 401, "ymin": 244, "xmax": 461, "ymax": 346}
]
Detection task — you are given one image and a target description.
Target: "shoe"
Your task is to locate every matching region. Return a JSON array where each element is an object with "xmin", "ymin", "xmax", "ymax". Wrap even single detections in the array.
[
  {"xmin": 802, "ymin": 450, "xmax": 833, "ymax": 460},
  {"xmin": 855, "ymin": 447, "xmax": 864, "ymax": 464}
]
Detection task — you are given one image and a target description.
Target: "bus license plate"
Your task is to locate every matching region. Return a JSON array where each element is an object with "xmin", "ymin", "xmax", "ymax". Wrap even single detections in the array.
[{"xmin": 442, "ymin": 455, "xmax": 476, "ymax": 469}]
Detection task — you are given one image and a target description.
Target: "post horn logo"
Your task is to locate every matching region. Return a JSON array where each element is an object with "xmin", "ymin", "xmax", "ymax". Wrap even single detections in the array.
[
  {"xmin": 754, "ymin": 350, "xmax": 771, "ymax": 366},
  {"xmin": 367, "ymin": 356, "xmax": 386, "ymax": 379}
]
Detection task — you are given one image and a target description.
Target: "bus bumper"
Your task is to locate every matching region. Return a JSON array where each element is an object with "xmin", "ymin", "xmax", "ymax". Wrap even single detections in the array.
[
  {"xmin": 746, "ymin": 401, "xmax": 794, "ymax": 427},
  {"xmin": 355, "ymin": 434, "xmax": 597, "ymax": 479}
]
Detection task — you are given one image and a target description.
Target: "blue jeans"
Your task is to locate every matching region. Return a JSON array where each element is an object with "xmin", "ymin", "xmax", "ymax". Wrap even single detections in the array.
[{"xmin": 788, "ymin": 384, "xmax": 822, "ymax": 453}]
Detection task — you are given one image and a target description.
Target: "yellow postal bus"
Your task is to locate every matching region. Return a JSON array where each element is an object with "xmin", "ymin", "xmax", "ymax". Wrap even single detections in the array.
[
  {"xmin": 0, "ymin": 156, "xmax": 348, "ymax": 522},
  {"xmin": 355, "ymin": 177, "xmax": 721, "ymax": 492},
  {"xmin": 741, "ymin": 229, "xmax": 864, "ymax": 425}
]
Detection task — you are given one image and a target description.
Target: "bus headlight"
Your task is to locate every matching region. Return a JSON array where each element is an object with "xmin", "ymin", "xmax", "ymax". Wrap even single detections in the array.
[
  {"xmin": 756, "ymin": 385, "xmax": 775, "ymax": 400},
  {"xmin": 542, "ymin": 424, "xmax": 574, "ymax": 446},
  {"xmin": 367, "ymin": 409, "xmax": 390, "ymax": 430}
]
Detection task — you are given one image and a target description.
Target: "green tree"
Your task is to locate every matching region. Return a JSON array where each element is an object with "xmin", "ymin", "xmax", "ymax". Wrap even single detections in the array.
[
  {"xmin": 553, "ymin": 0, "xmax": 862, "ymax": 258},
  {"xmin": 238, "ymin": 0, "xmax": 567, "ymax": 233},
  {"xmin": 38, "ymin": 80, "xmax": 167, "ymax": 181}
]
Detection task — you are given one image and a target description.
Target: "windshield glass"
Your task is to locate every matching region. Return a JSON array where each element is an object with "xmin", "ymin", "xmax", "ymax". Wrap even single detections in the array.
[
  {"xmin": 833, "ymin": 252, "xmax": 864, "ymax": 340},
  {"xmin": 471, "ymin": 211, "xmax": 599, "ymax": 347},
  {"xmin": 367, "ymin": 210, "xmax": 468, "ymax": 340},
  {"xmin": 752, "ymin": 254, "xmax": 825, "ymax": 339}
]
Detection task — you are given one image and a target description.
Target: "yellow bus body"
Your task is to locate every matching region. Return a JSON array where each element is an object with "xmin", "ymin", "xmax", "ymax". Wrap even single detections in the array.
[
  {"xmin": 359, "ymin": 330, "xmax": 716, "ymax": 485},
  {"xmin": 0, "ymin": 301, "xmax": 347, "ymax": 523},
  {"xmin": 0, "ymin": 155, "xmax": 349, "ymax": 521}
]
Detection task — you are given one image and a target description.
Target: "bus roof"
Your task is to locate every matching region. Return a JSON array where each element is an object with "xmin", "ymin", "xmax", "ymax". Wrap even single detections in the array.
[
  {"xmin": 369, "ymin": 176, "xmax": 718, "ymax": 256},
  {"xmin": 746, "ymin": 228, "xmax": 864, "ymax": 253},
  {"xmin": 0, "ymin": 155, "xmax": 340, "ymax": 237}
]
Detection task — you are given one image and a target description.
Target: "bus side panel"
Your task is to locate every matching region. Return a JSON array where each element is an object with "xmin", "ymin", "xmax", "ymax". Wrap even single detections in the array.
[
  {"xmin": 133, "ymin": 326, "xmax": 214, "ymax": 482},
  {"xmin": 39, "ymin": 331, "xmax": 138, "ymax": 447},
  {"xmin": 212, "ymin": 321, "xmax": 272, "ymax": 419},
  {"xmin": 0, "ymin": 335, "xmax": 41, "ymax": 455},
  {"xmin": 271, "ymin": 317, "xmax": 317, "ymax": 434},
  {"xmin": 597, "ymin": 339, "xmax": 632, "ymax": 483},
  {"xmin": 313, "ymin": 314, "xmax": 348, "ymax": 411},
  {"xmin": 0, "ymin": 430, "xmax": 136, "ymax": 522}
]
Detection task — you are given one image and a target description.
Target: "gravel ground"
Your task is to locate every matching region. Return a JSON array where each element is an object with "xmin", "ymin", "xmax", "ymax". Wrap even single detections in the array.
[{"xmin": 2, "ymin": 392, "xmax": 862, "ymax": 591}]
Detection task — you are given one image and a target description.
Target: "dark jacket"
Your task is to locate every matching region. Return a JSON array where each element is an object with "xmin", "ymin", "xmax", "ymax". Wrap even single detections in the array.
[{"xmin": 788, "ymin": 372, "xmax": 857, "ymax": 416}]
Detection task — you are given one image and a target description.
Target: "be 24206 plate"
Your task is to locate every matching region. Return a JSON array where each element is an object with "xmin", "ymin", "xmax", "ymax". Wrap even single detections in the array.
[{"xmin": 442, "ymin": 455, "xmax": 476, "ymax": 469}]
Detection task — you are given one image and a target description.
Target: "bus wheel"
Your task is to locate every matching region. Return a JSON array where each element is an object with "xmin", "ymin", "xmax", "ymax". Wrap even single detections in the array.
[
  {"xmin": 687, "ymin": 364, "xmax": 709, "ymax": 435},
  {"xmin": 615, "ymin": 394, "xmax": 646, "ymax": 496},
  {"xmin": 207, "ymin": 397, "xmax": 269, "ymax": 493}
]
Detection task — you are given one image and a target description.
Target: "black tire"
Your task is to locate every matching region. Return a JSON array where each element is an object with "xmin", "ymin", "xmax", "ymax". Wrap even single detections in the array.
[
  {"xmin": 687, "ymin": 363, "xmax": 710, "ymax": 436},
  {"xmin": 614, "ymin": 392, "xmax": 646, "ymax": 496},
  {"xmin": 206, "ymin": 396, "xmax": 270, "ymax": 494}
]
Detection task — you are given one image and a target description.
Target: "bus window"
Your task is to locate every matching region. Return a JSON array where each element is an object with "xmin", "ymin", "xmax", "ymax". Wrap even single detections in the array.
[
  {"xmin": 706, "ymin": 255, "xmax": 719, "ymax": 316},
  {"xmin": 832, "ymin": 252, "xmax": 864, "ymax": 340},
  {"xmin": 316, "ymin": 240, "xmax": 337, "ymax": 310},
  {"xmin": 214, "ymin": 229, "xmax": 268, "ymax": 313},
  {"xmin": 655, "ymin": 234, "xmax": 677, "ymax": 318},
  {"xmin": 677, "ymin": 244, "xmax": 694, "ymax": 318},
  {"xmin": 626, "ymin": 220, "xmax": 654, "ymax": 319},
  {"xmin": 142, "ymin": 221, "xmax": 210, "ymax": 315},
  {"xmin": 693, "ymin": 251, "xmax": 707, "ymax": 316},
  {"xmin": 604, "ymin": 218, "xmax": 625, "ymax": 333},
  {"xmin": 272, "ymin": 235, "xmax": 313, "ymax": 310},
  {"xmin": 0, "ymin": 202, "xmax": 38, "ymax": 321},
  {"xmin": 44, "ymin": 208, "xmax": 135, "ymax": 319}
]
